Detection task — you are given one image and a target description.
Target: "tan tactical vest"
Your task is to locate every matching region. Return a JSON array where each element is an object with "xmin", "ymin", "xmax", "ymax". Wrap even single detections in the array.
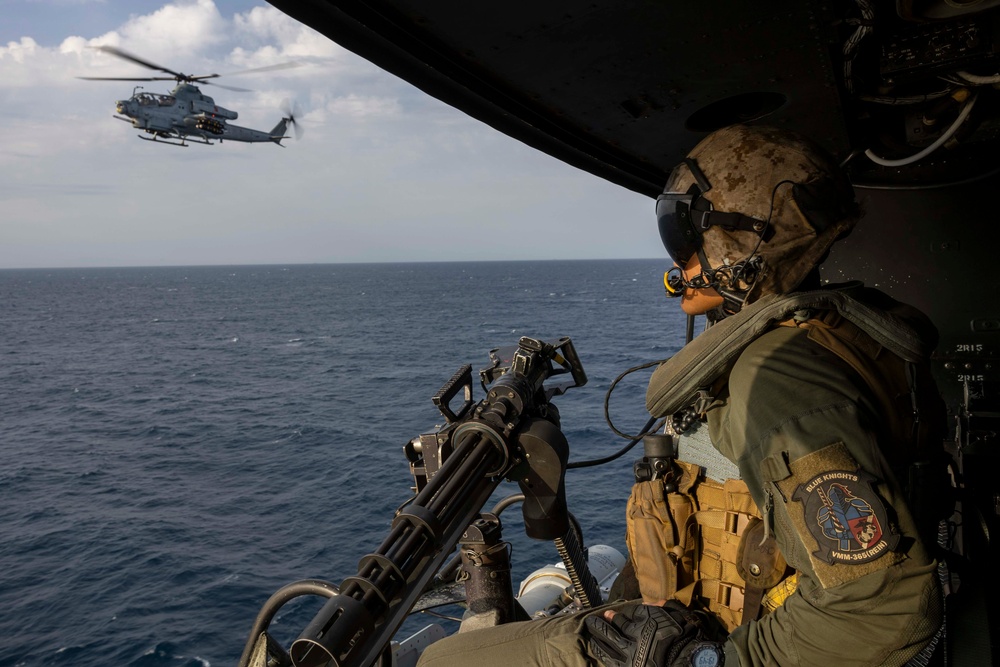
[
  {"xmin": 626, "ymin": 461, "xmax": 791, "ymax": 631},
  {"xmin": 628, "ymin": 303, "xmax": 945, "ymax": 632}
]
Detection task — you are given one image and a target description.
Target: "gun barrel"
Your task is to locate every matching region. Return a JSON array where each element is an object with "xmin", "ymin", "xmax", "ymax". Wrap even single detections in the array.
[
  {"xmin": 247, "ymin": 336, "xmax": 587, "ymax": 667},
  {"xmin": 290, "ymin": 431, "xmax": 505, "ymax": 667}
]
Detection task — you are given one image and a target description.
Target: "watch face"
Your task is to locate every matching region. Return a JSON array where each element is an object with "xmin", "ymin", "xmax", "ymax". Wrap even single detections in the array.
[{"xmin": 690, "ymin": 642, "xmax": 724, "ymax": 667}]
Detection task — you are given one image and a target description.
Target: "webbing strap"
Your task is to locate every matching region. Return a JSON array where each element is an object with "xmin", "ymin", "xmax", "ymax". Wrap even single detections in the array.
[
  {"xmin": 647, "ymin": 286, "xmax": 935, "ymax": 418},
  {"xmin": 741, "ymin": 585, "xmax": 766, "ymax": 626},
  {"xmin": 674, "ymin": 578, "xmax": 746, "ymax": 631},
  {"xmin": 694, "ymin": 480, "xmax": 758, "ymax": 513},
  {"xmin": 672, "ymin": 464, "xmax": 781, "ymax": 630}
]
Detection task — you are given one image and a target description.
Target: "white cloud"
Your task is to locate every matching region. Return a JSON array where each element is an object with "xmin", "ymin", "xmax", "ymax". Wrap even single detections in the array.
[
  {"xmin": 59, "ymin": 35, "xmax": 90, "ymax": 55},
  {"xmin": 1, "ymin": 36, "xmax": 40, "ymax": 63},
  {"xmin": 233, "ymin": 5, "xmax": 341, "ymax": 59},
  {"xmin": 0, "ymin": 1, "xmax": 655, "ymax": 269},
  {"xmin": 100, "ymin": 0, "xmax": 227, "ymax": 57},
  {"xmin": 325, "ymin": 93, "xmax": 401, "ymax": 118}
]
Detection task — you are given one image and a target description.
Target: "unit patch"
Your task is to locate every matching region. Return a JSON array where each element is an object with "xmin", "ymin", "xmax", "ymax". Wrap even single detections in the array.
[{"xmin": 792, "ymin": 469, "xmax": 899, "ymax": 564}]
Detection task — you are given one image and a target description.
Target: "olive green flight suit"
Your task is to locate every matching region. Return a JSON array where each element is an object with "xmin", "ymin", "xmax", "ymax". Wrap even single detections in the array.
[{"xmin": 418, "ymin": 324, "xmax": 941, "ymax": 667}]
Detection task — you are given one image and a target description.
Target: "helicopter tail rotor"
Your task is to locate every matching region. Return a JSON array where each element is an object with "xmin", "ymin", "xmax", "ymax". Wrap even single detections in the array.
[
  {"xmin": 280, "ymin": 99, "xmax": 305, "ymax": 141},
  {"xmin": 269, "ymin": 110, "xmax": 303, "ymax": 146}
]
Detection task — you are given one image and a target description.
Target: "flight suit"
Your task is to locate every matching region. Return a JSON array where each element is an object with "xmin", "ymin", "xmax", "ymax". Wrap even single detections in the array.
[
  {"xmin": 418, "ymin": 297, "xmax": 943, "ymax": 667},
  {"xmin": 697, "ymin": 322, "xmax": 942, "ymax": 665}
]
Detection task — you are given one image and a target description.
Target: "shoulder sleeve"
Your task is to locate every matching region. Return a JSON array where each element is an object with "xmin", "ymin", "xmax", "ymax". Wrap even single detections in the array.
[{"xmin": 708, "ymin": 327, "xmax": 942, "ymax": 666}]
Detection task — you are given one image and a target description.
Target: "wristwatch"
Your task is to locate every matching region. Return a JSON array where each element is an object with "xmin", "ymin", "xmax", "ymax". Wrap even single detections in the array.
[{"xmin": 688, "ymin": 641, "xmax": 725, "ymax": 667}]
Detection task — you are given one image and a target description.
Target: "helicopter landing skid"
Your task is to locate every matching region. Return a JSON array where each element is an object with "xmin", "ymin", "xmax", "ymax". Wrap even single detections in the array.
[{"xmin": 137, "ymin": 134, "xmax": 213, "ymax": 147}]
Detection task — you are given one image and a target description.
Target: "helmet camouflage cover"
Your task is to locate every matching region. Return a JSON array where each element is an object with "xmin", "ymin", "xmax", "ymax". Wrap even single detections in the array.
[{"xmin": 665, "ymin": 124, "xmax": 860, "ymax": 302}]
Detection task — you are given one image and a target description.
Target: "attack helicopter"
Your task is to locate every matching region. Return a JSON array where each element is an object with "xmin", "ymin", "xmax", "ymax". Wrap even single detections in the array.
[{"xmin": 79, "ymin": 45, "xmax": 302, "ymax": 147}]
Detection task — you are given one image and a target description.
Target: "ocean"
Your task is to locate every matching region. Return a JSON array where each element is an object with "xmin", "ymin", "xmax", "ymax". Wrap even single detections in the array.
[{"xmin": 0, "ymin": 260, "xmax": 689, "ymax": 667}]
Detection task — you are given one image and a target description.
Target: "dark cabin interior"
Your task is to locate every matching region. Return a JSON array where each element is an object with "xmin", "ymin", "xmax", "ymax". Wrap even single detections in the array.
[{"xmin": 265, "ymin": 1, "xmax": 999, "ymax": 661}]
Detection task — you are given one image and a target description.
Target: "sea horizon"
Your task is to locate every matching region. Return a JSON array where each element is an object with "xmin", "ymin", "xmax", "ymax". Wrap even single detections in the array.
[
  {"xmin": 1, "ymin": 259, "xmax": 683, "ymax": 666},
  {"xmin": 0, "ymin": 256, "xmax": 666, "ymax": 273}
]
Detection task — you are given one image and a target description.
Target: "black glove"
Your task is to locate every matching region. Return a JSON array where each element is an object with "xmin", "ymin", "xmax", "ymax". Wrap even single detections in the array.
[{"xmin": 584, "ymin": 601, "xmax": 724, "ymax": 667}]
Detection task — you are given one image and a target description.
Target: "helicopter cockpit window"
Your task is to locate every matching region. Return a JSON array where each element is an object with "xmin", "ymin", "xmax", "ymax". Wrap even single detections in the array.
[
  {"xmin": 158, "ymin": 96, "xmax": 175, "ymax": 107},
  {"xmin": 136, "ymin": 93, "xmax": 156, "ymax": 106}
]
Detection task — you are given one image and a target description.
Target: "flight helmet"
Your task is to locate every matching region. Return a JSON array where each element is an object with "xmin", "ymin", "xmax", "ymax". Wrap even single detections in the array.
[{"xmin": 657, "ymin": 124, "xmax": 860, "ymax": 316}]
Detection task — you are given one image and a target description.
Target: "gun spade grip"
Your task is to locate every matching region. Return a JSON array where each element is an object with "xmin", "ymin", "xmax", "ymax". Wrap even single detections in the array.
[{"xmin": 514, "ymin": 418, "xmax": 570, "ymax": 540}]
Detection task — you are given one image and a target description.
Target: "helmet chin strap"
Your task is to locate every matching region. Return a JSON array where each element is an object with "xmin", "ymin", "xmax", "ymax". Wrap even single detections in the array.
[
  {"xmin": 712, "ymin": 287, "xmax": 749, "ymax": 322},
  {"xmin": 684, "ymin": 178, "xmax": 787, "ymax": 320},
  {"xmin": 663, "ymin": 245, "xmax": 766, "ymax": 324},
  {"xmin": 696, "ymin": 253, "xmax": 765, "ymax": 323}
]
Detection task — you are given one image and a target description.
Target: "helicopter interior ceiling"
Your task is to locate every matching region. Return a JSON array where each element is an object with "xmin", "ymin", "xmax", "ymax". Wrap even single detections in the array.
[{"xmin": 266, "ymin": 0, "xmax": 1000, "ymax": 193}]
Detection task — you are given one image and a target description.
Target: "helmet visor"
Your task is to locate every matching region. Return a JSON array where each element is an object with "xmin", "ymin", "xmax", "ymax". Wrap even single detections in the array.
[{"xmin": 656, "ymin": 192, "xmax": 702, "ymax": 265}]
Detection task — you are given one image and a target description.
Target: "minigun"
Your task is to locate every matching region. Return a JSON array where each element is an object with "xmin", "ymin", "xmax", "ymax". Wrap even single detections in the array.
[{"xmin": 237, "ymin": 336, "xmax": 597, "ymax": 667}]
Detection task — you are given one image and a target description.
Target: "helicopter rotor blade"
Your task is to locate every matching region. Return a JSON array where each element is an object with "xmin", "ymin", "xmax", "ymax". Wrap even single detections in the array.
[
  {"xmin": 217, "ymin": 62, "xmax": 303, "ymax": 77},
  {"xmin": 86, "ymin": 46, "xmax": 300, "ymax": 88},
  {"xmin": 83, "ymin": 46, "xmax": 299, "ymax": 96},
  {"xmin": 183, "ymin": 73, "xmax": 252, "ymax": 92},
  {"xmin": 200, "ymin": 81, "xmax": 254, "ymax": 93},
  {"xmin": 77, "ymin": 76, "xmax": 178, "ymax": 82},
  {"xmin": 92, "ymin": 45, "xmax": 184, "ymax": 79},
  {"xmin": 184, "ymin": 62, "xmax": 302, "ymax": 91}
]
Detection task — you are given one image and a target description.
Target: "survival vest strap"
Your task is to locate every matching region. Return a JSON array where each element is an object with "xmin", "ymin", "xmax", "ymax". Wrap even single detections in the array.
[
  {"xmin": 775, "ymin": 306, "xmax": 951, "ymax": 545},
  {"xmin": 646, "ymin": 282, "xmax": 950, "ymax": 542},
  {"xmin": 645, "ymin": 282, "xmax": 936, "ymax": 419},
  {"xmin": 632, "ymin": 282, "xmax": 950, "ymax": 630}
]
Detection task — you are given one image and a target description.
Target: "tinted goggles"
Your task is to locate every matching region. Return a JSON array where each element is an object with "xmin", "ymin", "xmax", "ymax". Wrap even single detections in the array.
[
  {"xmin": 656, "ymin": 187, "xmax": 774, "ymax": 265},
  {"xmin": 656, "ymin": 159, "xmax": 712, "ymax": 265},
  {"xmin": 656, "ymin": 187, "xmax": 705, "ymax": 266}
]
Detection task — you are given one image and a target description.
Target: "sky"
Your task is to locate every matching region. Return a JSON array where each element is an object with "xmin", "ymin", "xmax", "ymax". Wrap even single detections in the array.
[{"xmin": 0, "ymin": 0, "xmax": 657, "ymax": 269}]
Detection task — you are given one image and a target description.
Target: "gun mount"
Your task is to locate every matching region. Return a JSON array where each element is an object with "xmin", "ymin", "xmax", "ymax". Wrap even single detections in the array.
[{"xmin": 238, "ymin": 336, "xmax": 591, "ymax": 667}]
